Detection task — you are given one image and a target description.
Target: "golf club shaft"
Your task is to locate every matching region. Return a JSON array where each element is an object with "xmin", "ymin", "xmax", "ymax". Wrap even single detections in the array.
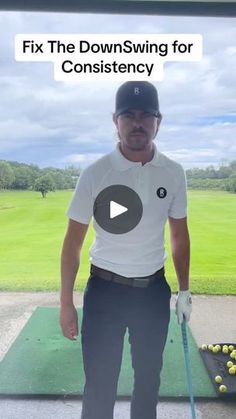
[{"xmin": 181, "ymin": 320, "xmax": 196, "ymax": 419}]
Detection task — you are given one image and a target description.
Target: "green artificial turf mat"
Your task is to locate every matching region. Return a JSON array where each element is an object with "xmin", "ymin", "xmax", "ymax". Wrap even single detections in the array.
[{"xmin": 0, "ymin": 307, "xmax": 216, "ymax": 397}]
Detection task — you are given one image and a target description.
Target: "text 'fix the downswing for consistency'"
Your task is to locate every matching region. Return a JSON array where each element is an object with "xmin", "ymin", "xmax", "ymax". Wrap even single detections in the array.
[{"xmin": 15, "ymin": 34, "xmax": 203, "ymax": 81}]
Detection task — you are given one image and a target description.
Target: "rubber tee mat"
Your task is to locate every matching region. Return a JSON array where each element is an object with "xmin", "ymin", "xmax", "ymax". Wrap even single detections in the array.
[{"xmin": 0, "ymin": 308, "xmax": 215, "ymax": 398}]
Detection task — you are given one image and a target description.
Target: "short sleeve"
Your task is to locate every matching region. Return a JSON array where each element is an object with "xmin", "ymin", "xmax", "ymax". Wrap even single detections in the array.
[
  {"xmin": 66, "ymin": 168, "xmax": 93, "ymax": 224},
  {"xmin": 168, "ymin": 165, "xmax": 187, "ymax": 219}
]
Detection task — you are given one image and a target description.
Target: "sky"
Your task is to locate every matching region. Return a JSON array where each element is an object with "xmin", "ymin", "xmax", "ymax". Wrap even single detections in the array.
[{"xmin": 0, "ymin": 11, "xmax": 236, "ymax": 170}]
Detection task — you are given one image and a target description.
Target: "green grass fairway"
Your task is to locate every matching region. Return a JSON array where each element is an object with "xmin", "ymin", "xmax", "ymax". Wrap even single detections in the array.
[{"xmin": 0, "ymin": 189, "xmax": 235, "ymax": 294}]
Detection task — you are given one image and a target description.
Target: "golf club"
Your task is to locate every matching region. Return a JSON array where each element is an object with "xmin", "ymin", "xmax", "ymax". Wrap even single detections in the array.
[{"xmin": 181, "ymin": 318, "xmax": 197, "ymax": 419}]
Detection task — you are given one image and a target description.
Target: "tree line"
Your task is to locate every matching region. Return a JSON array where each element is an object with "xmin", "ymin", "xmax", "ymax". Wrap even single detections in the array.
[
  {"xmin": 0, "ymin": 160, "xmax": 80, "ymax": 197},
  {"xmin": 186, "ymin": 160, "xmax": 236, "ymax": 193},
  {"xmin": 0, "ymin": 159, "xmax": 236, "ymax": 197}
]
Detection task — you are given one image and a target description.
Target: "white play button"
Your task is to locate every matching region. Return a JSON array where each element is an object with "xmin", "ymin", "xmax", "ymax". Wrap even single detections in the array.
[
  {"xmin": 93, "ymin": 185, "xmax": 143, "ymax": 234},
  {"xmin": 110, "ymin": 200, "xmax": 128, "ymax": 219}
]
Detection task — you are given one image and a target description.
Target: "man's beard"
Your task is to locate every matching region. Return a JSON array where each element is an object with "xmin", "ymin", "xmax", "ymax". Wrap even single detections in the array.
[{"xmin": 126, "ymin": 131, "xmax": 150, "ymax": 151}]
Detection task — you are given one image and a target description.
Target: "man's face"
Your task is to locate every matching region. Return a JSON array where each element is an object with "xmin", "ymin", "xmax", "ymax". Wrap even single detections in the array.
[{"xmin": 113, "ymin": 109, "xmax": 162, "ymax": 151}]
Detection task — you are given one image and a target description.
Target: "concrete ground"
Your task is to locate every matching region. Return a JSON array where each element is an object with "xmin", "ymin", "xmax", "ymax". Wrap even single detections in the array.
[{"xmin": 0, "ymin": 292, "xmax": 236, "ymax": 419}]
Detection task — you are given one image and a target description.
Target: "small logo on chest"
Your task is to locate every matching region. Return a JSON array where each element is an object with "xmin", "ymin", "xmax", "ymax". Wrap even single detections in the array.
[{"xmin": 156, "ymin": 187, "xmax": 167, "ymax": 198}]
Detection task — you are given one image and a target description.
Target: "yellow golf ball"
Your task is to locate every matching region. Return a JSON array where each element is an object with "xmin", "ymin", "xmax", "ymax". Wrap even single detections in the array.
[
  {"xmin": 222, "ymin": 347, "xmax": 229, "ymax": 354},
  {"xmin": 219, "ymin": 385, "xmax": 227, "ymax": 393},
  {"xmin": 229, "ymin": 345, "xmax": 235, "ymax": 352},
  {"xmin": 227, "ymin": 361, "xmax": 234, "ymax": 368},
  {"xmin": 208, "ymin": 344, "xmax": 214, "ymax": 351},
  {"xmin": 215, "ymin": 375, "xmax": 223, "ymax": 384},
  {"xmin": 230, "ymin": 352, "xmax": 236, "ymax": 359},
  {"xmin": 201, "ymin": 344, "xmax": 208, "ymax": 351},
  {"xmin": 229, "ymin": 367, "xmax": 236, "ymax": 375},
  {"xmin": 215, "ymin": 345, "xmax": 221, "ymax": 351},
  {"xmin": 213, "ymin": 346, "xmax": 219, "ymax": 353}
]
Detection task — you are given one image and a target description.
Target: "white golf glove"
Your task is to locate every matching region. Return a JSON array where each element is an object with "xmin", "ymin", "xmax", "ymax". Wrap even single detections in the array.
[{"xmin": 175, "ymin": 290, "xmax": 192, "ymax": 324}]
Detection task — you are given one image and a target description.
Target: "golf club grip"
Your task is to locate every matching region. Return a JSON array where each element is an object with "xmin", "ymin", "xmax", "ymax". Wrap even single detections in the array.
[{"xmin": 181, "ymin": 320, "xmax": 196, "ymax": 419}]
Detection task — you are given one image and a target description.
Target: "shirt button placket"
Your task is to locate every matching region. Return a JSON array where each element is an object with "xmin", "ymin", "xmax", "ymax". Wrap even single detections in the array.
[{"xmin": 139, "ymin": 168, "xmax": 148, "ymax": 204}]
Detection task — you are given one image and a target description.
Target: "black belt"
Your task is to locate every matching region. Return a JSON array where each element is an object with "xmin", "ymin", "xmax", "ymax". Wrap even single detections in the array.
[{"xmin": 90, "ymin": 264, "xmax": 165, "ymax": 288}]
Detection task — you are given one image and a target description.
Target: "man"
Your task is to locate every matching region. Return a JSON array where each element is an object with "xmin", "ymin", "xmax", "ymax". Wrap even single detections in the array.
[{"xmin": 60, "ymin": 81, "xmax": 192, "ymax": 419}]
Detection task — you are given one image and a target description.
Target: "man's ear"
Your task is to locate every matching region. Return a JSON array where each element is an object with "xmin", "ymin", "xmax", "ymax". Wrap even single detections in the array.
[
  {"xmin": 112, "ymin": 113, "xmax": 118, "ymax": 128},
  {"xmin": 154, "ymin": 113, "xmax": 162, "ymax": 137},
  {"xmin": 157, "ymin": 113, "xmax": 163, "ymax": 126}
]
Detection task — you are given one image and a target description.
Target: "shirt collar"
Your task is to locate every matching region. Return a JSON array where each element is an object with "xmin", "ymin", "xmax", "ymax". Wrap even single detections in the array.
[{"xmin": 110, "ymin": 142, "xmax": 163, "ymax": 171}]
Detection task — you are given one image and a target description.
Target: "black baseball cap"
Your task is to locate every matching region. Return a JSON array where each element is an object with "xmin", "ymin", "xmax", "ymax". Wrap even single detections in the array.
[{"xmin": 115, "ymin": 81, "xmax": 160, "ymax": 117}]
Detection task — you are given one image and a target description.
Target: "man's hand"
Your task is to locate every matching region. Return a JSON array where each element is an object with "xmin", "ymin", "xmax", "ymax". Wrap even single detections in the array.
[
  {"xmin": 60, "ymin": 304, "xmax": 79, "ymax": 340},
  {"xmin": 175, "ymin": 290, "xmax": 192, "ymax": 324}
]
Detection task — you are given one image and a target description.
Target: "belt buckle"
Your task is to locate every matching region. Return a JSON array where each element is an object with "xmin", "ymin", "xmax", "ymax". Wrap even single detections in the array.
[{"xmin": 132, "ymin": 278, "xmax": 149, "ymax": 288}]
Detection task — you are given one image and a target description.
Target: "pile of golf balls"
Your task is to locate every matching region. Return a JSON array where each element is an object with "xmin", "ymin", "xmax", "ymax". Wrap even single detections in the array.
[{"xmin": 201, "ymin": 344, "xmax": 236, "ymax": 392}]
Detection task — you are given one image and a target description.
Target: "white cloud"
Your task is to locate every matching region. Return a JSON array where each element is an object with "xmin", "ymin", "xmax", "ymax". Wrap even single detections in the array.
[
  {"xmin": 62, "ymin": 153, "xmax": 105, "ymax": 165},
  {"xmin": 225, "ymin": 46, "xmax": 236, "ymax": 56}
]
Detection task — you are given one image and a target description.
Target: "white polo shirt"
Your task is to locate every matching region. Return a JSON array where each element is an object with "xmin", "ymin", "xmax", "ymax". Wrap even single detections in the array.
[{"xmin": 66, "ymin": 142, "xmax": 187, "ymax": 277}]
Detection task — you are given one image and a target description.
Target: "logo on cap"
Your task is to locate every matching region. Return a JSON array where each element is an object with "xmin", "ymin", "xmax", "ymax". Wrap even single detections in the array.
[{"xmin": 134, "ymin": 87, "xmax": 140, "ymax": 95}]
